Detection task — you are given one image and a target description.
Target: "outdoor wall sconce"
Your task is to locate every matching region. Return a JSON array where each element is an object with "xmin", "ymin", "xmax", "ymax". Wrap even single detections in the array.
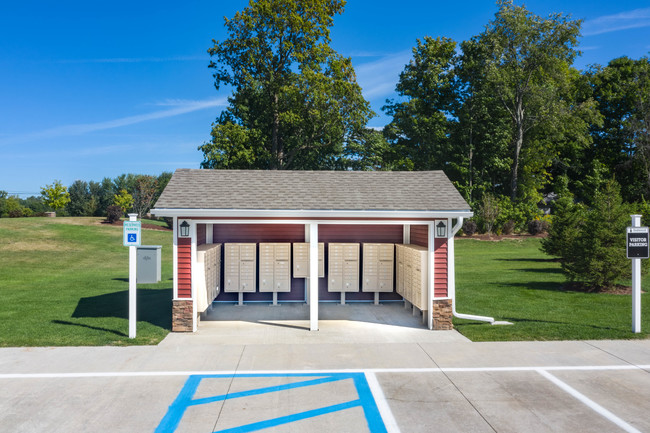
[
  {"xmin": 179, "ymin": 220, "xmax": 190, "ymax": 237},
  {"xmin": 436, "ymin": 220, "xmax": 447, "ymax": 238}
]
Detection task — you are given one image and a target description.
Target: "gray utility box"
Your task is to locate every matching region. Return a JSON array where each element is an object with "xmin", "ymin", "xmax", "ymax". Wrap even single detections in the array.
[{"xmin": 136, "ymin": 245, "xmax": 162, "ymax": 284}]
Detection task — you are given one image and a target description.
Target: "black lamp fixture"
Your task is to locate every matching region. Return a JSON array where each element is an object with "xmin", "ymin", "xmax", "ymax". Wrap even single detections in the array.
[
  {"xmin": 179, "ymin": 220, "xmax": 190, "ymax": 237},
  {"xmin": 436, "ymin": 220, "xmax": 447, "ymax": 238}
]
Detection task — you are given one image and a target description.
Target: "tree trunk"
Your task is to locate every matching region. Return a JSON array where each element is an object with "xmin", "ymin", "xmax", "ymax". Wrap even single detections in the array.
[
  {"xmin": 510, "ymin": 102, "xmax": 524, "ymax": 200},
  {"xmin": 271, "ymin": 93, "xmax": 280, "ymax": 170}
]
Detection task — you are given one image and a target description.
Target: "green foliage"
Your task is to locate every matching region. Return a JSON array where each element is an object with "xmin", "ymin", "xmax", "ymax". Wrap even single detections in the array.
[
  {"xmin": 112, "ymin": 189, "xmax": 133, "ymax": 214},
  {"xmin": 544, "ymin": 179, "xmax": 631, "ymax": 289},
  {"xmin": 67, "ymin": 180, "xmax": 91, "ymax": 216},
  {"xmin": 383, "ymin": 36, "xmax": 458, "ymax": 171},
  {"xmin": 587, "ymin": 56, "xmax": 650, "ymax": 202},
  {"xmin": 40, "ymin": 180, "xmax": 71, "ymax": 212},
  {"xmin": 476, "ymin": 193, "xmax": 500, "ymax": 234},
  {"xmin": 132, "ymin": 175, "xmax": 158, "ymax": 218},
  {"xmin": 200, "ymin": 0, "xmax": 373, "ymax": 170}
]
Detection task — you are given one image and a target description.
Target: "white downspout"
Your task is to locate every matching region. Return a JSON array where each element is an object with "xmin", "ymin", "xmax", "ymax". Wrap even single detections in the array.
[{"xmin": 449, "ymin": 217, "xmax": 495, "ymax": 324}]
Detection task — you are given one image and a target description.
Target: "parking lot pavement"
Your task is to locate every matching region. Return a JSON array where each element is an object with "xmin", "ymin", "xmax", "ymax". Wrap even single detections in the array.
[{"xmin": 1, "ymin": 318, "xmax": 650, "ymax": 432}]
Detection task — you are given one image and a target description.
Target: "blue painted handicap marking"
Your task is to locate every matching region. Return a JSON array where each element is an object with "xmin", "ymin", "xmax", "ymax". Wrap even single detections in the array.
[{"xmin": 155, "ymin": 373, "xmax": 388, "ymax": 433}]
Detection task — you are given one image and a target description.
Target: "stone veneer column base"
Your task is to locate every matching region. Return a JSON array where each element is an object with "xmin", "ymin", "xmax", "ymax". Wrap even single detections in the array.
[
  {"xmin": 172, "ymin": 299, "xmax": 194, "ymax": 332},
  {"xmin": 432, "ymin": 299, "xmax": 453, "ymax": 330}
]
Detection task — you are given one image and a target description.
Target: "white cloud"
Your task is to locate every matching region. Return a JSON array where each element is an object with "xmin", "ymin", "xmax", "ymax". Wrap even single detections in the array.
[
  {"xmin": 0, "ymin": 98, "xmax": 226, "ymax": 147},
  {"xmin": 354, "ymin": 50, "xmax": 411, "ymax": 100},
  {"xmin": 582, "ymin": 7, "xmax": 650, "ymax": 36}
]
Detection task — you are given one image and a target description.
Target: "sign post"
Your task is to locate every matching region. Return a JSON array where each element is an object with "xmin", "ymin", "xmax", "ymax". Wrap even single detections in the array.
[
  {"xmin": 627, "ymin": 215, "xmax": 648, "ymax": 333},
  {"xmin": 123, "ymin": 214, "xmax": 141, "ymax": 338}
]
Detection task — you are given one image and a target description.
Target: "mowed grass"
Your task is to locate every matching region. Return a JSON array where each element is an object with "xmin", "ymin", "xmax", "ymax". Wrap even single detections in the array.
[
  {"xmin": 0, "ymin": 217, "xmax": 172, "ymax": 346},
  {"xmin": 454, "ymin": 237, "xmax": 650, "ymax": 341}
]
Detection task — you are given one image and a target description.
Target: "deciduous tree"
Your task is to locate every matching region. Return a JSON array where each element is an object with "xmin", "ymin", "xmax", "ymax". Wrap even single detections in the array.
[
  {"xmin": 40, "ymin": 180, "xmax": 70, "ymax": 214},
  {"xmin": 199, "ymin": 0, "xmax": 373, "ymax": 170}
]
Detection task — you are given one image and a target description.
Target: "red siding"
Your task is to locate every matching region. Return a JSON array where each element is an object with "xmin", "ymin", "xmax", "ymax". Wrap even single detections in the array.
[
  {"xmin": 318, "ymin": 224, "xmax": 403, "ymax": 243},
  {"xmin": 197, "ymin": 224, "xmax": 206, "ymax": 246},
  {"xmin": 213, "ymin": 224, "xmax": 305, "ymax": 243},
  {"xmin": 410, "ymin": 225, "xmax": 428, "ymax": 247},
  {"xmin": 177, "ymin": 237, "xmax": 192, "ymax": 298},
  {"xmin": 434, "ymin": 238, "xmax": 448, "ymax": 297}
]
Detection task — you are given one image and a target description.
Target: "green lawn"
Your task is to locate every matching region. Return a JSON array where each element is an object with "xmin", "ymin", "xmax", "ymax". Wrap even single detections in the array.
[
  {"xmin": 0, "ymin": 217, "xmax": 172, "ymax": 346},
  {"xmin": 454, "ymin": 237, "xmax": 650, "ymax": 341},
  {"xmin": 1, "ymin": 219, "xmax": 647, "ymax": 345}
]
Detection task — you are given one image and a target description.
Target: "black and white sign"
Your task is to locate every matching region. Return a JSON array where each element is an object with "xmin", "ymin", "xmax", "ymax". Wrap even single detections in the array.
[{"xmin": 627, "ymin": 227, "xmax": 649, "ymax": 259}]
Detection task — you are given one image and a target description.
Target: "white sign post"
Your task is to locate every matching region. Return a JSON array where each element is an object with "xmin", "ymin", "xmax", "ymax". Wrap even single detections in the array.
[
  {"xmin": 627, "ymin": 215, "xmax": 648, "ymax": 333},
  {"xmin": 123, "ymin": 214, "xmax": 141, "ymax": 339}
]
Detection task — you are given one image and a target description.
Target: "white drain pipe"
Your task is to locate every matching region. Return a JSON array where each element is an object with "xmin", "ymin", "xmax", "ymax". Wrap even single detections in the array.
[{"xmin": 449, "ymin": 217, "xmax": 495, "ymax": 324}]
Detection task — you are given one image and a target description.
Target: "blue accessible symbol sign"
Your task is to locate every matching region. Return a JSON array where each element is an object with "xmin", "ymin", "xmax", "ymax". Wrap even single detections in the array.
[{"xmin": 123, "ymin": 221, "xmax": 141, "ymax": 246}]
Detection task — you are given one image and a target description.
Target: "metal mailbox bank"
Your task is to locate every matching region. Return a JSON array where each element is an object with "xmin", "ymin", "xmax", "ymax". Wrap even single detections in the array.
[{"xmin": 136, "ymin": 245, "xmax": 162, "ymax": 284}]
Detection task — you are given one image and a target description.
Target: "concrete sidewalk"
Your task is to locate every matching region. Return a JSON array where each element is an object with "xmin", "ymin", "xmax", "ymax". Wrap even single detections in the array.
[{"xmin": 1, "ymin": 305, "xmax": 649, "ymax": 432}]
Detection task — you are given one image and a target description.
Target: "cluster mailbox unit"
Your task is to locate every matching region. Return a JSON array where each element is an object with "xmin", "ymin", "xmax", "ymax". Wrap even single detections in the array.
[
  {"xmin": 293, "ymin": 242, "xmax": 325, "ymax": 278},
  {"xmin": 328, "ymin": 243, "xmax": 360, "ymax": 298},
  {"xmin": 396, "ymin": 244, "xmax": 429, "ymax": 311},
  {"xmin": 151, "ymin": 169, "xmax": 474, "ymax": 332},
  {"xmin": 224, "ymin": 243, "xmax": 257, "ymax": 304}
]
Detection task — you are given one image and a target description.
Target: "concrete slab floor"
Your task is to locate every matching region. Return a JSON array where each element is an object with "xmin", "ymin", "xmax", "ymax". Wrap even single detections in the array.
[{"xmin": 1, "ymin": 302, "xmax": 650, "ymax": 433}]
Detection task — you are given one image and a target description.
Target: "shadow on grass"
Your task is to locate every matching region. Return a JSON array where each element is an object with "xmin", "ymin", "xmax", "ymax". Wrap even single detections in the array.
[
  {"xmin": 515, "ymin": 268, "xmax": 563, "ymax": 274},
  {"xmin": 495, "ymin": 258, "xmax": 560, "ymax": 263},
  {"xmin": 499, "ymin": 281, "xmax": 565, "ymax": 292},
  {"xmin": 70, "ymin": 288, "xmax": 173, "ymax": 330},
  {"xmin": 52, "ymin": 320, "xmax": 127, "ymax": 337}
]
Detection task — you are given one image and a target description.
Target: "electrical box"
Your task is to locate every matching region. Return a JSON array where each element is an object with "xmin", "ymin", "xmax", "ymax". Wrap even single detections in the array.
[
  {"xmin": 328, "ymin": 243, "xmax": 360, "ymax": 292},
  {"xmin": 362, "ymin": 243, "xmax": 394, "ymax": 292},
  {"xmin": 136, "ymin": 245, "xmax": 162, "ymax": 284},
  {"xmin": 259, "ymin": 243, "xmax": 291, "ymax": 292},
  {"xmin": 292, "ymin": 242, "xmax": 324, "ymax": 278},
  {"xmin": 224, "ymin": 243, "xmax": 257, "ymax": 292}
]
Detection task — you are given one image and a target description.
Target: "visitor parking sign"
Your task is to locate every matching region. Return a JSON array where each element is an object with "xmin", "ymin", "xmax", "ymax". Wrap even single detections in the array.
[
  {"xmin": 123, "ymin": 221, "xmax": 142, "ymax": 246},
  {"xmin": 627, "ymin": 227, "xmax": 649, "ymax": 259}
]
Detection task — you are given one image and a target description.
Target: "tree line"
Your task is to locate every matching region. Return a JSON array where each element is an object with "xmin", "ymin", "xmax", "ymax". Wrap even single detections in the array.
[
  {"xmin": 0, "ymin": 173, "xmax": 171, "ymax": 220},
  {"xmin": 199, "ymin": 0, "xmax": 649, "ymax": 233}
]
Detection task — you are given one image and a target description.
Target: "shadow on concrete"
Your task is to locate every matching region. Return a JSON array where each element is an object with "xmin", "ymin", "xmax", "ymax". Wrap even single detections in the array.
[{"xmin": 70, "ymin": 288, "xmax": 173, "ymax": 330}]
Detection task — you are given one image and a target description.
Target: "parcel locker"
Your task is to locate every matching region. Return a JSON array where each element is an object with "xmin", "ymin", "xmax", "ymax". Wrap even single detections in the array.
[
  {"xmin": 259, "ymin": 243, "xmax": 291, "ymax": 292},
  {"xmin": 328, "ymin": 243, "xmax": 360, "ymax": 292},
  {"xmin": 292, "ymin": 243, "xmax": 325, "ymax": 278}
]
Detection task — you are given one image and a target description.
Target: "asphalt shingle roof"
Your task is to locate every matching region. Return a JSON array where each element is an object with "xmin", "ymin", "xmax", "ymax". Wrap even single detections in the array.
[{"xmin": 153, "ymin": 169, "xmax": 470, "ymax": 212}]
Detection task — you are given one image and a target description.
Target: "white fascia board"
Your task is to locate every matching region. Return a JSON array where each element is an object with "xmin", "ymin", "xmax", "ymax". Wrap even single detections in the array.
[{"xmin": 151, "ymin": 208, "xmax": 473, "ymax": 219}]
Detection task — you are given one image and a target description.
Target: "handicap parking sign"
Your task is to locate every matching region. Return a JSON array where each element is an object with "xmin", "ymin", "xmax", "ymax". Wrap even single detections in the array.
[{"xmin": 123, "ymin": 221, "xmax": 141, "ymax": 246}]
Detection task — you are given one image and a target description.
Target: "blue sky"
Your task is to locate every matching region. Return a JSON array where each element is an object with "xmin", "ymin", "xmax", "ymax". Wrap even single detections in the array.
[{"xmin": 1, "ymin": 1, "xmax": 649, "ymax": 198}]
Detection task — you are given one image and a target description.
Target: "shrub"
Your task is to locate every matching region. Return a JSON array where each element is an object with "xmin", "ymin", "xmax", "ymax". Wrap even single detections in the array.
[
  {"xmin": 527, "ymin": 219, "xmax": 544, "ymax": 235},
  {"xmin": 106, "ymin": 205, "xmax": 123, "ymax": 223},
  {"xmin": 477, "ymin": 193, "xmax": 499, "ymax": 234},
  {"xmin": 163, "ymin": 217, "xmax": 174, "ymax": 229},
  {"xmin": 8, "ymin": 208, "xmax": 24, "ymax": 218},
  {"xmin": 542, "ymin": 179, "xmax": 631, "ymax": 289},
  {"xmin": 502, "ymin": 220, "xmax": 515, "ymax": 235},
  {"xmin": 462, "ymin": 219, "xmax": 477, "ymax": 236}
]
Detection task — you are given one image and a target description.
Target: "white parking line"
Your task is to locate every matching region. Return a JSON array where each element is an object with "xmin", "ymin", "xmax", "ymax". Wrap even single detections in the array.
[
  {"xmin": 537, "ymin": 369, "xmax": 642, "ymax": 433},
  {"xmin": 1, "ymin": 364, "xmax": 649, "ymax": 379},
  {"xmin": 365, "ymin": 371, "xmax": 401, "ymax": 433}
]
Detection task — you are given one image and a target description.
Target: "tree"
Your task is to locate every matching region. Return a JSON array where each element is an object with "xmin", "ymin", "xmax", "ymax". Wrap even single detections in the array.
[
  {"xmin": 0, "ymin": 190, "xmax": 7, "ymax": 217},
  {"xmin": 588, "ymin": 56, "xmax": 650, "ymax": 202},
  {"xmin": 199, "ymin": 0, "xmax": 373, "ymax": 170},
  {"xmin": 383, "ymin": 37, "xmax": 458, "ymax": 171},
  {"xmin": 545, "ymin": 179, "xmax": 631, "ymax": 289},
  {"xmin": 113, "ymin": 189, "xmax": 133, "ymax": 214},
  {"xmin": 67, "ymin": 180, "xmax": 91, "ymax": 216},
  {"xmin": 132, "ymin": 175, "xmax": 158, "ymax": 218},
  {"xmin": 475, "ymin": 0, "xmax": 583, "ymax": 200},
  {"xmin": 40, "ymin": 180, "xmax": 70, "ymax": 214}
]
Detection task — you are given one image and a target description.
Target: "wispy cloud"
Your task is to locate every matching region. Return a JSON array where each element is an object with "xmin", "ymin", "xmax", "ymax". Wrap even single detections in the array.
[
  {"xmin": 58, "ymin": 55, "xmax": 207, "ymax": 64},
  {"xmin": 582, "ymin": 7, "xmax": 650, "ymax": 36},
  {"xmin": 0, "ymin": 98, "xmax": 226, "ymax": 147},
  {"xmin": 354, "ymin": 50, "xmax": 411, "ymax": 100}
]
